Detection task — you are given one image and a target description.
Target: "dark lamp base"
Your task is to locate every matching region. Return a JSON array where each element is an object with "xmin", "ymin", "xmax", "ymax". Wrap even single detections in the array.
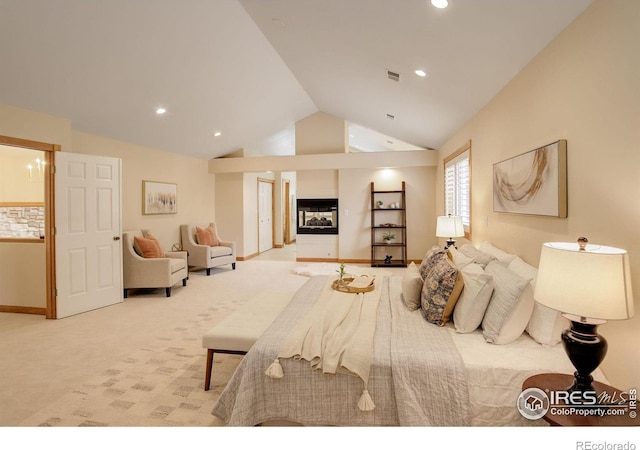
[
  {"xmin": 562, "ymin": 317, "xmax": 608, "ymax": 394},
  {"xmin": 444, "ymin": 239, "xmax": 456, "ymax": 249}
]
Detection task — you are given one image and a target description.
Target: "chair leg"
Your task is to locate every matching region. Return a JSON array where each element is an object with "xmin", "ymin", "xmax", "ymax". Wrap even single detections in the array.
[
  {"xmin": 123, "ymin": 289, "xmax": 128, "ymax": 298},
  {"xmin": 205, "ymin": 349, "xmax": 214, "ymax": 391},
  {"xmin": 166, "ymin": 287, "xmax": 171, "ymax": 297},
  {"xmin": 182, "ymin": 278, "xmax": 187, "ymax": 286},
  {"xmin": 232, "ymin": 263, "xmax": 236, "ymax": 270},
  {"xmin": 206, "ymin": 268, "xmax": 211, "ymax": 276}
]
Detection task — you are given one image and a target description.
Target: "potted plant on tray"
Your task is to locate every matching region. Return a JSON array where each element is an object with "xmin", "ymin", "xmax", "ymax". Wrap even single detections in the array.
[{"xmin": 382, "ymin": 231, "xmax": 396, "ymax": 244}]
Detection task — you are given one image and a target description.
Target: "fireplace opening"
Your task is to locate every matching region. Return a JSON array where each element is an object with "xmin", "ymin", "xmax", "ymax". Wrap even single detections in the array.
[{"xmin": 296, "ymin": 198, "xmax": 338, "ymax": 235}]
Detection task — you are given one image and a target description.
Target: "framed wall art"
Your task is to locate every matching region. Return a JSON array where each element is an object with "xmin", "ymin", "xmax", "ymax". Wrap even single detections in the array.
[
  {"xmin": 493, "ymin": 140, "xmax": 567, "ymax": 218},
  {"xmin": 142, "ymin": 180, "xmax": 177, "ymax": 215}
]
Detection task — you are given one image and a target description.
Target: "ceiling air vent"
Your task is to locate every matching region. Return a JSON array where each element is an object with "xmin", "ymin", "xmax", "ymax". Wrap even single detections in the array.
[{"xmin": 386, "ymin": 70, "xmax": 400, "ymax": 82}]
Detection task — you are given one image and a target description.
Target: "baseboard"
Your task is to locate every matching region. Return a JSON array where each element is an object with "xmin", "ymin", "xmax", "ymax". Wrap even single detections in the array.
[
  {"xmin": 237, "ymin": 252, "xmax": 259, "ymax": 261},
  {"xmin": 0, "ymin": 305, "xmax": 46, "ymax": 315},
  {"xmin": 296, "ymin": 258, "xmax": 339, "ymax": 263}
]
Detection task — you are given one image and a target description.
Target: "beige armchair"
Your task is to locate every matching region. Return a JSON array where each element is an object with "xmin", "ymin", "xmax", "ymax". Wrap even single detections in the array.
[
  {"xmin": 122, "ymin": 230, "xmax": 188, "ymax": 298},
  {"xmin": 180, "ymin": 223, "xmax": 236, "ymax": 275}
]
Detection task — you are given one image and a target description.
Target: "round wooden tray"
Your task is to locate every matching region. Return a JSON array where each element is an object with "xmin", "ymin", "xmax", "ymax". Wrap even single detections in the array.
[{"xmin": 332, "ymin": 276, "xmax": 375, "ymax": 293}]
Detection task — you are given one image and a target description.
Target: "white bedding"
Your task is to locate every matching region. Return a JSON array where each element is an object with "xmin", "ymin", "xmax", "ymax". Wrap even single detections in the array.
[
  {"xmin": 449, "ymin": 325, "xmax": 608, "ymax": 426},
  {"xmin": 212, "ymin": 274, "xmax": 606, "ymax": 426}
]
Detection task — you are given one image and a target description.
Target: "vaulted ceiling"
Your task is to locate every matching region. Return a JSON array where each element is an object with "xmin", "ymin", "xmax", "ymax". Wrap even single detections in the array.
[{"xmin": 0, "ymin": 0, "xmax": 594, "ymax": 159}]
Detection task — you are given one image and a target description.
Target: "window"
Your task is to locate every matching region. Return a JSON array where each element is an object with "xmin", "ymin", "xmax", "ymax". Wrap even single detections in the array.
[{"xmin": 444, "ymin": 140, "xmax": 471, "ymax": 237}]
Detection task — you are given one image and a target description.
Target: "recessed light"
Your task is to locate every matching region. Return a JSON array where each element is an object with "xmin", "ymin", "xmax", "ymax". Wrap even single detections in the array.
[
  {"xmin": 414, "ymin": 69, "xmax": 427, "ymax": 77},
  {"xmin": 156, "ymin": 107, "xmax": 166, "ymax": 115},
  {"xmin": 213, "ymin": 131, "xmax": 222, "ymax": 137},
  {"xmin": 431, "ymin": 0, "xmax": 448, "ymax": 9}
]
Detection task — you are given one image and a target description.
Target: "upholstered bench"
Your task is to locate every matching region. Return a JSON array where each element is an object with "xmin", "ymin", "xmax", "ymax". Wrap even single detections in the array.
[{"xmin": 202, "ymin": 292, "xmax": 294, "ymax": 391}]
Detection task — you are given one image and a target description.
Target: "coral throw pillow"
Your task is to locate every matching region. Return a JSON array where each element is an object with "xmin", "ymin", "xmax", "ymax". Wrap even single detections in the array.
[
  {"xmin": 134, "ymin": 236, "xmax": 163, "ymax": 258},
  {"xmin": 196, "ymin": 225, "xmax": 220, "ymax": 247}
]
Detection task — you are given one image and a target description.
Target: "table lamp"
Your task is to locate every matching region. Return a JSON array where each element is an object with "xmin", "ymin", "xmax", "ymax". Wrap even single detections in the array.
[
  {"xmin": 533, "ymin": 238, "xmax": 634, "ymax": 394},
  {"xmin": 436, "ymin": 214, "xmax": 464, "ymax": 249}
]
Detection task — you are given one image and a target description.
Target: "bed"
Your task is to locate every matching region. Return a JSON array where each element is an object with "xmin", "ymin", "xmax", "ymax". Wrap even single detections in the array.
[{"xmin": 212, "ymin": 262, "xmax": 607, "ymax": 426}]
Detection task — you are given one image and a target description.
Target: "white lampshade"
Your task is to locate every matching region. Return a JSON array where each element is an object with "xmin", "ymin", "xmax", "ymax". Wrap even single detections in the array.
[
  {"xmin": 534, "ymin": 242, "xmax": 635, "ymax": 321},
  {"xmin": 436, "ymin": 215, "xmax": 464, "ymax": 238}
]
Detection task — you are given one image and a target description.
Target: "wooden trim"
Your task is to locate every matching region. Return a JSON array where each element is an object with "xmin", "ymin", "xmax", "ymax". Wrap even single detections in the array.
[
  {"xmin": 273, "ymin": 244, "xmax": 284, "ymax": 249},
  {"xmin": 0, "ymin": 238, "xmax": 44, "ymax": 244},
  {"xmin": 0, "ymin": 202, "xmax": 45, "ymax": 207},
  {"xmin": 296, "ymin": 257, "xmax": 340, "ymax": 263},
  {"xmin": 283, "ymin": 180, "xmax": 291, "ymax": 244},
  {"xmin": 338, "ymin": 259, "xmax": 371, "ymax": 264},
  {"xmin": 0, "ymin": 305, "xmax": 46, "ymax": 315},
  {"xmin": 46, "ymin": 150, "xmax": 56, "ymax": 319},
  {"xmin": 0, "ymin": 135, "xmax": 59, "ymax": 152},
  {"xmin": 1, "ymin": 134, "xmax": 58, "ymax": 319},
  {"xmin": 237, "ymin": 252, "xmax": 259, "ymax": 261},
  {"xmin": 443, "ymin": 140, "xmax": 471, "ymax": 165}
]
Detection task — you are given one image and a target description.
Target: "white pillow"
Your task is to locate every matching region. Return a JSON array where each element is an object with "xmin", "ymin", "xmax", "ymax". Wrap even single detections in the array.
[
  {"xmin": 401, "ymin": 262, "xmax": 423, "ymax": 311},
  {"xmin": 453, "ymin": 263, "xmax": 494, "ymax": 333},
  {"xmin": 507, "ymin": 256, "xmax": 566, "ymax": 346},
  {"xmin": 458, "ymin": 244, "xmax": 496, "ymax": 267},
  {"xmin": 507, "ymin": 256, "xmax": 537, "ymax": 283},
  {"xmin": 448, "ymin": 247, "xmax": 475, "ymax": 269},
  {"xmin": 526, "ymin": 303, "xmax": 568, "ymax": 346},
  {"xmin": 479, "ymin": 242, "xmax": 517, "ymax": 265},
  {"xmin": 482, "ymin": 261, "xmax": 534, "ymax": 344}
]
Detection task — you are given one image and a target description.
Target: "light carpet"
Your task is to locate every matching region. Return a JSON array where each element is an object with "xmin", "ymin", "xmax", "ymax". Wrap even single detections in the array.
[{"xmin": 2, "ymin": 259, "xmax": 315, "ymax": 427}]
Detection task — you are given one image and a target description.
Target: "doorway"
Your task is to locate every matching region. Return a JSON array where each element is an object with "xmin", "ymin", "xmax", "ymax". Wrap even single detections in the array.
[
  {"xmin": 258, "ymin": 178, "xmax": 274, "ymax": 253},
  {"xmin": 0, "ymin": 135, "xmax": 123, "ymax": 319},
  {"xmin": 0, "ymin": 135, "xmax": 57, "ymax": 318}
]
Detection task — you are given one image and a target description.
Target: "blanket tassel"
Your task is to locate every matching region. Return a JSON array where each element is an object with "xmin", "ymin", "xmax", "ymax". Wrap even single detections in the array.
[
  {"xmin": 357, "ymin": 389, "xmax": 376, "ymax": 411},
  {"xmin": 265, "ymin": 358, "xmax": 284, "ymax": 379}
]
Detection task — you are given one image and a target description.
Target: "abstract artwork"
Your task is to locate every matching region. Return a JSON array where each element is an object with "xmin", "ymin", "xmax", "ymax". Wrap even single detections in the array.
[
  {"xmin": 493, "ymin": 140, "xmax": 567, "ymax": 217},
  {"xmin": 142, "ymin": 180, "xmax": 177, "ymax": 215}
]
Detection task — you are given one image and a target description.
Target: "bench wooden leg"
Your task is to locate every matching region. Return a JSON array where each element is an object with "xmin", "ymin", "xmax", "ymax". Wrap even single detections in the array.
[{"xmin": 205, "ymin": 349, "xmax": 214, "ymax": 391}]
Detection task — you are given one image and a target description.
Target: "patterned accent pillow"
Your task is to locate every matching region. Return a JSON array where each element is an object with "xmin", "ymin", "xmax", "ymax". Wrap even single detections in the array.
[
  {"xmin": 421, "ymin": 256, "xmax": 464, "ymax": 326},
  {"xmin": 196, "ymin": 225, "xmax": 220, "ymax": 247},
  {"xmin": 418, "ymin": 246, "xmax": 447, "ymax": 280},
  {"xmin": 133, "ymin": 235, "xmax": 163, "ymax": 258}
]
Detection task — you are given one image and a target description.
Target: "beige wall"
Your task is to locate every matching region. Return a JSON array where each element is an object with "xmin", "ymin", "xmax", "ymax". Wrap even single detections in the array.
[
  {"xmin": 71, "ymin": 131, "xmax": 215, "ymax": 250},
  {"xmin": 215, "ymin": 173, "xmax": 245, "ymax": 256},
  {"xmin": 0, "ymin": 105, "xmax": 72, "ymax": 310},
  {"xmin": 436, "ymin": 0, "xmax": 640, "ymax": 389},
  {"xmin": 339, "ymin": 167, "xmax": 437, "ymax": 262},
  {"xmin": 0, "ymin": 242, "xmax": 45, "ymax": 308},
  {"xmin": 0, "ymin": 147, "xmax": 46, "ymax": 202},
  {"xmin": 295, "ymin": 111, "xmax": 347, "ymax": 155},
  {"xmin": 0, "ymin": 104, "xmax": 216, "ymax": 309}
]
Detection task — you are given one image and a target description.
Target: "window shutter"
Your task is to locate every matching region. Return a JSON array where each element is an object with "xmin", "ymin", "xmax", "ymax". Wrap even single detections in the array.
[{"xmin": 444, "ymin": 149, "xmax": 470, "ymax": 233}]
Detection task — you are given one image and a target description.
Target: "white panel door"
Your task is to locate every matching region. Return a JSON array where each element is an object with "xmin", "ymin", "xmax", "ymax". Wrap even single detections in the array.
[
  {"xmin": 258, "ymin": 180, "xmax": 273, "ymax": 253},
  {"xmin": 55, "ymin": 152, "xmax": 122, "ymax": 318}
]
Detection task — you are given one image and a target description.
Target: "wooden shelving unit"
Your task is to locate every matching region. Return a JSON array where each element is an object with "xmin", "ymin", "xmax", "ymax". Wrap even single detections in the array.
[{"xmin": 370, "ymin": 181, "xmax": 407, "ymax": 267}]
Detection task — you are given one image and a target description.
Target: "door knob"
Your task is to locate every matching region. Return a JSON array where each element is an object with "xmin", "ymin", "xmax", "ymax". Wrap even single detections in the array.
[{"xmin": 113, "ymin": 236, "xmax": 121, "ymax": 241}]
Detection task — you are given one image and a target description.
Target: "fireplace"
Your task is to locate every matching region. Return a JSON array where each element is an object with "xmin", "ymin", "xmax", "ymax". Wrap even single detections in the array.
[{"xmin": 296, "ymin": 198, "xmax": 338, "ymax": 235}]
